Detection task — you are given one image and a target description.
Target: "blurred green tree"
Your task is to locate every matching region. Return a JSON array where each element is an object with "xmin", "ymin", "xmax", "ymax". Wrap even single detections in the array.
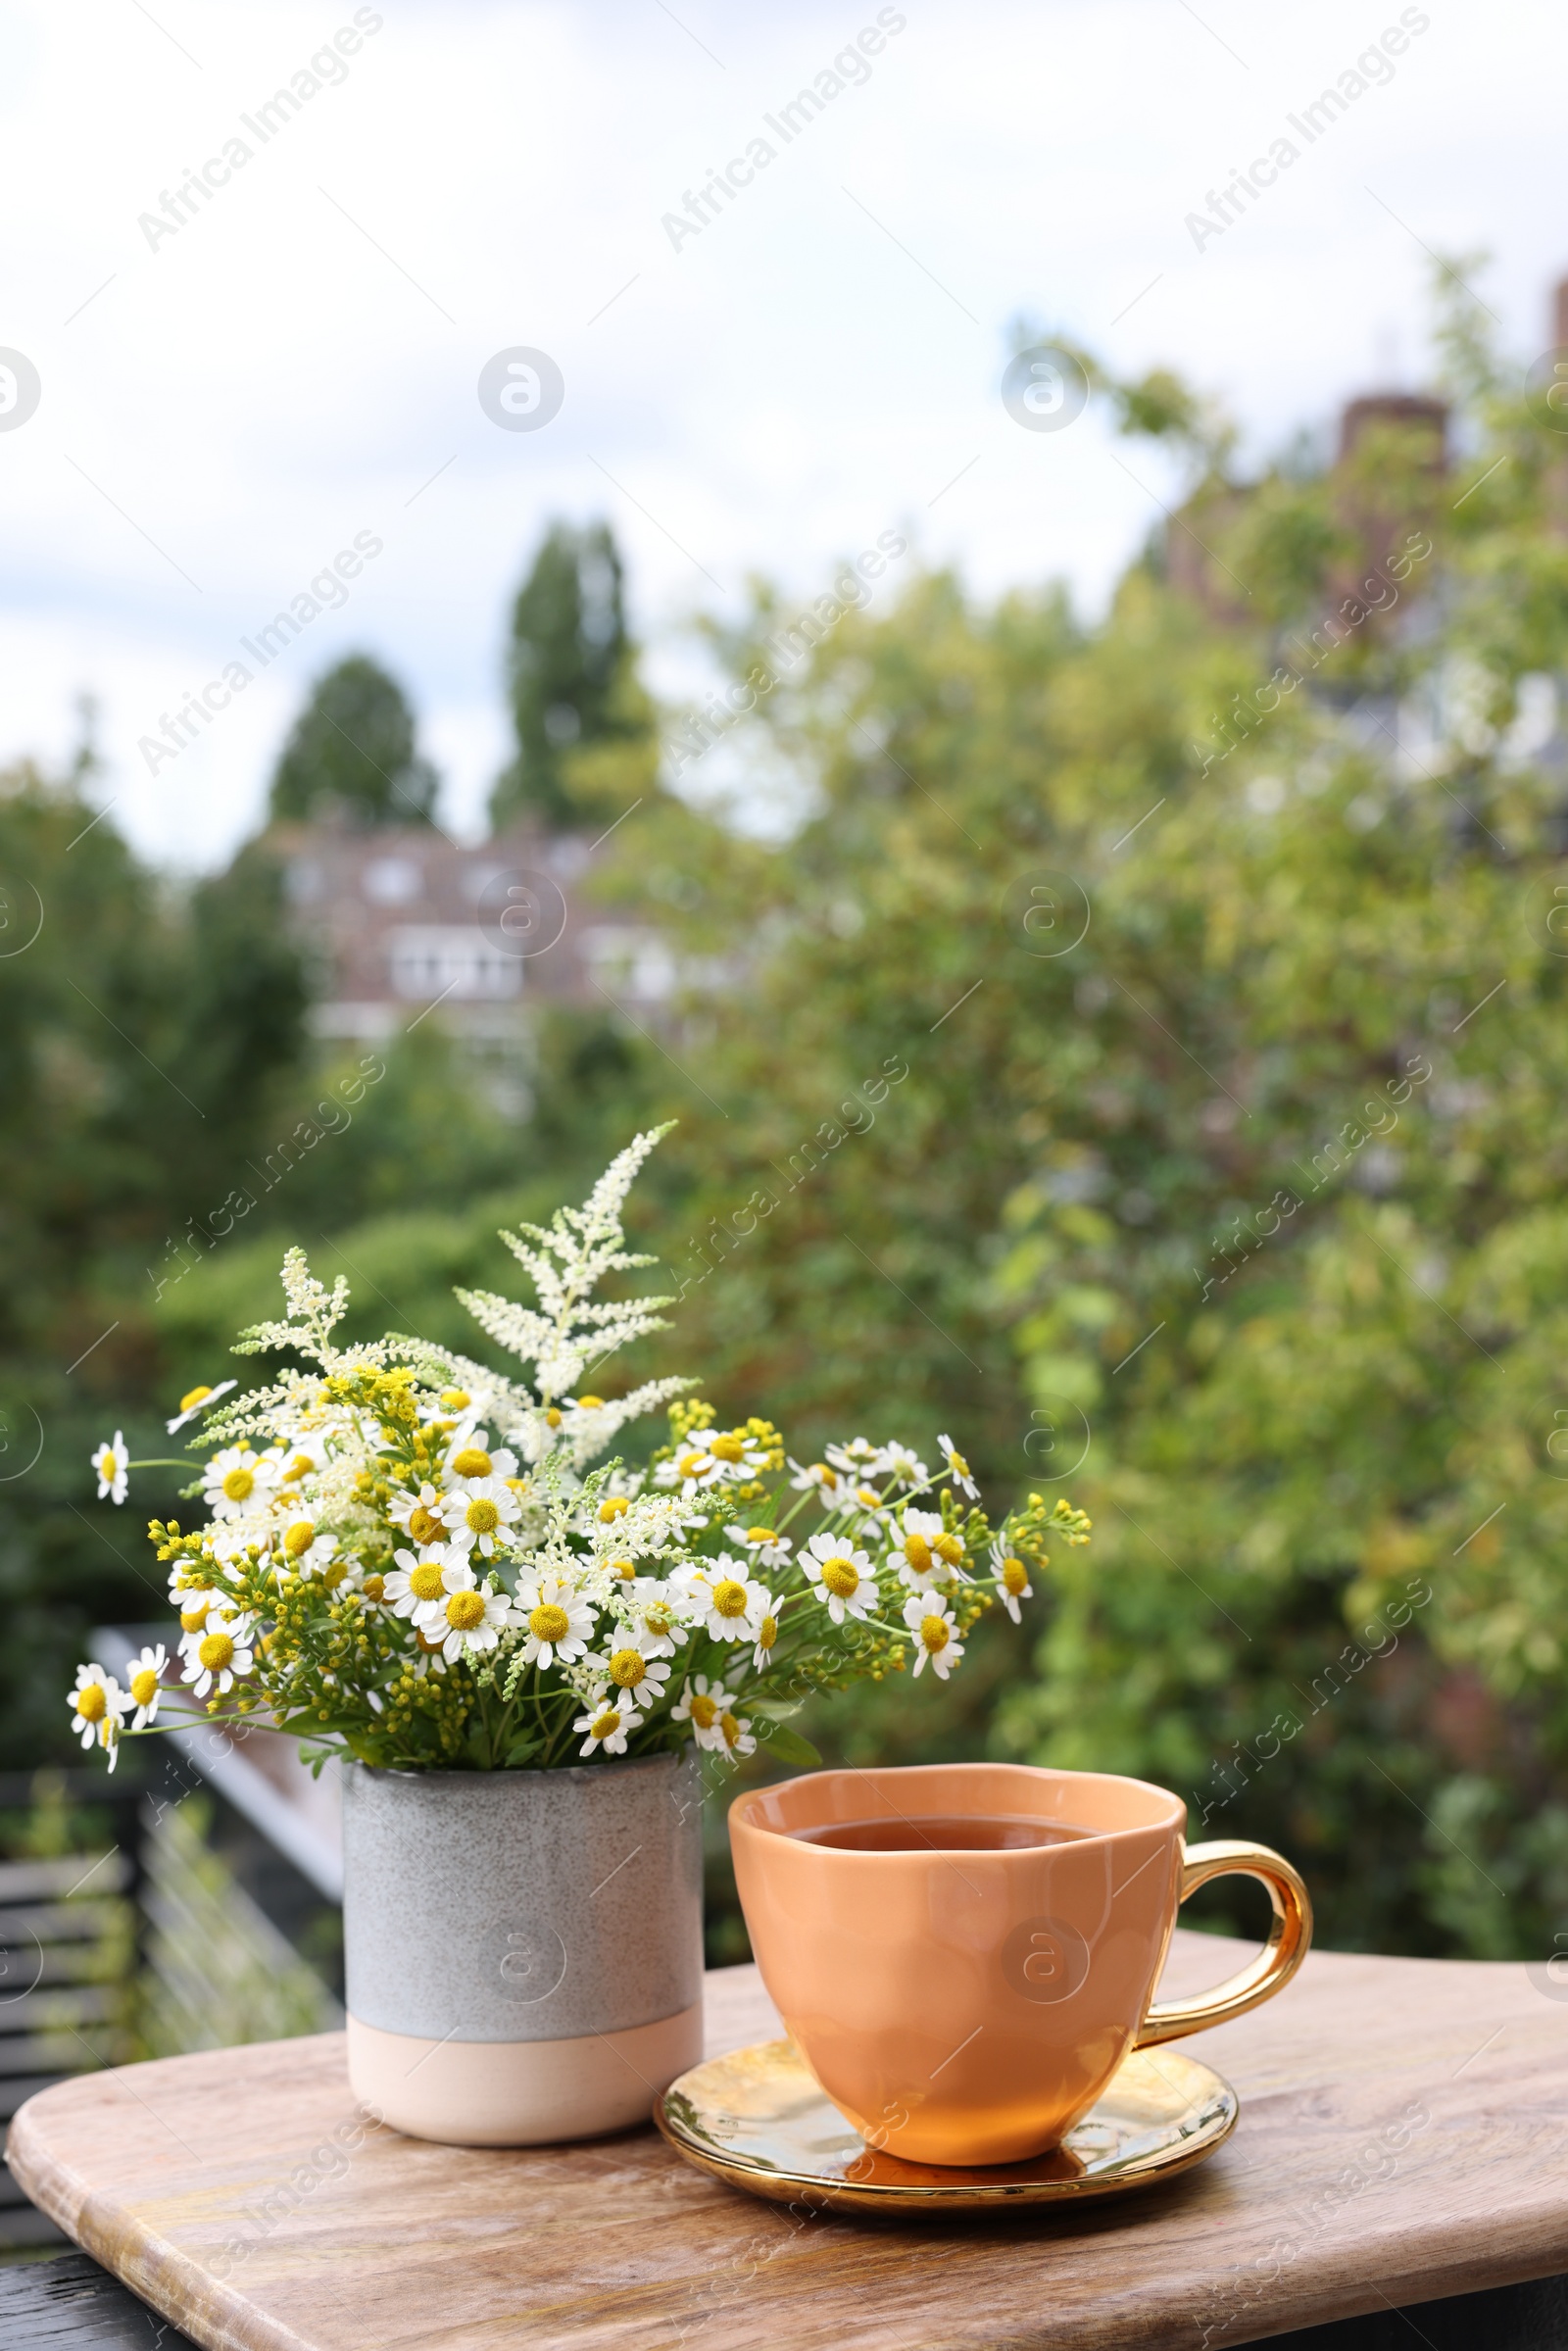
[
  {"xmin": 571, "ymin": 265, "xmax": 1568, "ymax": 1959},
  {"xmin": 490, "ymin": 521, "xmax": 652, "ymax": 829},
  {"xmin": 0, "ymin": 764, "xmax": 311, "ymax": 1763},
  {"xmin": 269, "ymin": 655, "xmax": 439, "ymax": 827}
]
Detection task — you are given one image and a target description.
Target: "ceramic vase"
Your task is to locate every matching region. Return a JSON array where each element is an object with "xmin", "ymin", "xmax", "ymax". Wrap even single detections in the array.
[{"xmin": 342, "ymin": 1748, "xmax": 704, "ymax": 2145}]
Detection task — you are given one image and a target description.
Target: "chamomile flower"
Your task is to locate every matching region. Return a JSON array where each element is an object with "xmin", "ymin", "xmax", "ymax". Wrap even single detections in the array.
[
  {"xmin": 592, "ymin": 1643, "xmax": 672, "ymax": 1711},
  {"xmin": 203, "ymin": 1445, "xmax": 282, "ymax": 1521},
  {"xmin": 434, "ymin": 1571, "xmax": 514, "ymax": 1664},
  {"xmin": 172, "ymin": 1587, "xmax": 223, "ymax": 1646},
  {"xmin": 183, "ymin": 1613, "xmax": 256, "ymax": 1698},
  {"xmin": 514, "ymin": 1576, "xmax": 596, "ymax": 1667},
  {"xmin": 442, "ymin": 1431, "xmax": 521, "ymax": 1491},
  {"xmin": 991, "ymin": 1539, "xmax": 1033, "ymax": 1624},
  {"xmin": 726, "ymin": 1523, "xmax": 793, "ymax": 1570},
  {"xmin": 825, "ymin": 1438, "xmax": 883, "ymax": 1476},
  {"xmin": 654, "ymin": 1442, "xmax": 726, "ymax": 1495},
  {"xmin": 716, "ymin": 1702, "xmax": 756, "ymax": 1758},
  {"xmin": 676, "ymin": 1556, "xmax": 769, "ymax": 1641},
  {"xmin": 574, "ymin": 1696, "xmax": 643, "ymax": 1757},
  {"xmin": 91, "ymin": 1433, "xmax": 128, "ymax": 1506},
  {"xmin": 788, "ymin": 1456, "xmax": 850, "ymax": 1505},
  {"xmin": 166, "ymin": 1380, "xmax": 236, "ymax": 1435},
  {"xmin": 697, "ymin": 1426, "xmax": 773, "ymax": 1478},
  {"xmin": 444, "ymin": 1475, "xmax": 522, "ymax": 1558},
  {"xmin": 387, "ymin": 1482, "xmax": 451, "ymax": 1547},
  {"xmin": 123, "ymin": 1643, "xmax": 168, "ymax": 1729},
  {"xmin": 383, "ymin": 1545, "xmax": 453, "ymax": 1625},
  {"xmin": 276, "ymin": 1521, "xmax": 339, "ymax": 1581},
  {"xmin": 670, "ymin": 1674, "xmax": 734, "ymax": 1752},
  {"xmin": 937, "ymin": 1433, "xmax": 979, "ymax": 1500},
  {"xmin": 874, "ymin": 1442, "xmax": 930, "ymax": 1489},
  {"xmin": 903, "ymin": 1591, "xmax": 964, "ymax": 1680},
  {"xmin": 618, "ymin": 1577, "xmax": 687, "ymax": 1658},
  {"xmin": 750, "ymin": 1597, "xmax": 781, "ymax": 1670},
  {"xmin": 67, "ymin": 1664, "xmax": 123, "ymax": 1756},
  {"xmin": 802, "ymin": 1531, "xmax": 880, "ymax": 1625},
  {"xmin": 894, "ymin": 1507, "xmax": 967, "ymax": 1592}
]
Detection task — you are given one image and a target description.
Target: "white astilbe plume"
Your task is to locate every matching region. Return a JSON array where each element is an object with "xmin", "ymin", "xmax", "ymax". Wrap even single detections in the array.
[
  {"xmin": 457, "ymin": 1125, "xmax": 684, "ymax": 1404},
  {"xmin": 233, "ymin": 1249, "xmax": 362, "ymax": 1367}
]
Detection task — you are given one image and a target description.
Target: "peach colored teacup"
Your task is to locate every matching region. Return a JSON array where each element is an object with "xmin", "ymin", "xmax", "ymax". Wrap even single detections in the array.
[{"xmin": 729, "ymin": 1761, "xmax": 1311, "ymax": 2167}]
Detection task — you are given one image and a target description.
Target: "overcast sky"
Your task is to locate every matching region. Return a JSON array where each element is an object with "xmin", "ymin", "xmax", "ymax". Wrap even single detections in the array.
[{"xmin": 2, "ymin": 0, "xmax": 1564, "ymax": 869}]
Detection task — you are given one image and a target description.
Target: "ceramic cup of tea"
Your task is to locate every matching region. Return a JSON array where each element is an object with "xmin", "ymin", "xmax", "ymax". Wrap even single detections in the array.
[{"xmin": 728, "ymin": 1760, "xmax": 1311, "ymax": 2167}]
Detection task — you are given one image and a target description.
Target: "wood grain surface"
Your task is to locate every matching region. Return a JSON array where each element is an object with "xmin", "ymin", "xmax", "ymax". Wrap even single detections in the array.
[{"xmin": 9, "ymin": 1930, "xmax": 1568, "ymax": 2351}]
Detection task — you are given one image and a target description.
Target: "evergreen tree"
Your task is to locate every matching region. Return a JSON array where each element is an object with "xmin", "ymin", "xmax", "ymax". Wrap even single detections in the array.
[
  {"xmin": 270, "ymin": 656, "xmax": 439, "ymax": 828},
  {"xmin": 490, "ymin": 521, "xmax": 643, "ymax": 830}
]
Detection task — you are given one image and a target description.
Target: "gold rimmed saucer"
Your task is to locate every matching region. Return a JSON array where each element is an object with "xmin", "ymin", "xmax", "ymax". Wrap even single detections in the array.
[{"xmin": 655, "ymin": 2038, "xmax": 1238, "ymax": 2213}]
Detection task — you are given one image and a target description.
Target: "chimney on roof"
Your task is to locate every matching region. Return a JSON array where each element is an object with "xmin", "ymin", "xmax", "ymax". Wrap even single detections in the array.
[{"xmin": 1337, "ymin": 393, "xmax": 1447, "ymax": 469}]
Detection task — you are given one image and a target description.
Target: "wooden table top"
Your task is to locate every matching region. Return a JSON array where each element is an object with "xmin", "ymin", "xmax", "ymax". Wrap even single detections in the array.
[{"xmin": 9, "ymin": 1930, "xmax": 1568, "ymax": 2351}]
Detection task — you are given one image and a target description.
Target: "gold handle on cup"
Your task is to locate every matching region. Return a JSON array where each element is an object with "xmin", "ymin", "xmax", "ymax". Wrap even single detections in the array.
[{"xmin": 1136, "ymin": 1838, "xmax": 1313, "ymax": 2047}]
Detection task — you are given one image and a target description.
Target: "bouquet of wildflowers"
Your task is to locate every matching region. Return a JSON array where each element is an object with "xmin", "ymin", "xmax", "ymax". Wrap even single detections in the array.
[{"xmin": 70, "ymin": 1129, "xmax": 1090, "ymax": 1774}]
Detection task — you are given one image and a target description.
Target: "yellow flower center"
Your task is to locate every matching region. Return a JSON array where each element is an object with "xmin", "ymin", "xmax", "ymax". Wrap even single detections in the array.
[
  {"xmin": 178, "ymin": 1385, "xmax": 213, "ymax": 1413},
  {"xmin": 179, "ymin": 1603, "xmax": 209, "ymax": 1634},
  {"xmin": 410, "ymin": 1563, "xmax": 447, "ymax": 1601},
  {"xmin": 612, "ymin": 1557, "xmax": 637, "ymax": 1581},
  {"xmin": 678, "ymin": 1452, "xmax": 709, "ymax": 1479},
  {"xmin": 599, "ymin": 1496, "xmax": 629, "ymax": 1522},
  {"xmin": 451, "ymin": 1446, "xmax": 492, "ymax": 1479},
  {"xmin": 221, "ymin": 1467, "xmax": 254, "ymax": 1502},
  {"xmin": 687, "ymin": 1692, "xmax": 717, "ymax": 1730},
  {"xmin": 439, "ymin": 1389, "xmax": 471, "ymax": 1411},
  {"xmin": 757, "ymin": 1614, "xmax": 777, "ymax": 1649},
  {"xmin": 466, "ymin": 1497, "xmax": 501, "ymax": 1536},
  {"xmin": 322, "ymin": 1560, "xmax": 347, "ymax": 1592},
  {"xmin": 96, "ymin": 1449, "xmax": 117, "ymax": 1480},
  {"xmin": 820, "ymin": 1556, "xmax": 860, "ymax": 1599},
  {"xmin": 920, "ymin": 1614, "xmax": 950, "ymax": 1653},
  {"xmin": 506, "ymin": 1476, "xmax": 530, "ymax": 1496},
  {"xmin": 720, "ymin": 1711, "xmax": 743, "ymax": 1747},
  {"xmin": 746, "ymin": 1527, "xmax": 774, "ymax": 1545},
  {"xmin": 284, "ymin": 1520, "xmax": 316, "ymax": 1557},
  {"xmin": 74, "ymin": 1684, "xmax": 107, "ymax": 1723},
  {"xmin": 609, "ymin": 1647, "xmax": 647, "ymax": 1689},
  {"xmin": 1003, "ymin": 1557, "xmax": 1028, "ymax": 1594},
  {"xmin": 904, "ymin": 1533, "xmax": 933, "ymax": 1574},
  {"xmin": 644, "ymin": 1600, "xmax": 674, "ymax": 1635},
  {"xmin": 576, "ymin": 1395, "xmax": 604, "ymax": 1410},
  {"xmin": 283, "ymin": 1454, "xmax": 314, "ymax": 1482},
  {"xmin": 592, "ymin": 1708, "xmax": 621, "ymax": 1741},
  {"xmin": 416, "ymin": 1628, "xmax": 445, "ymax": 1651},
  {"xmin": 711, "ymin": 1579, "xmax": 749, "ymax": 1619},
  {"xmin": 446, "ymin": 1590, "xmax": 486, "ymax": 1631},
  {"xmin": 808, "ymin": 1462, "xmax": 830, "ymax": 1482},
  {"xmin": 710, "ymin": 1433, "xmax": 746, "ymax": 1463},
  {"xmin": 947, "ymin": 1449, "xmax": 971, "ymax": 1480},
  {"xmin": 130, "ymin": 1668, "xmax": 159, "ymax": 1707},
  {"xmin": 546, "ymin": 1407, "xmax": 563, "ymax": 1428},
  {"xmin": 198, "ymin": 1632, "xmax": 235, "ymax": 1672},
  {"xmin": 530, "ymin": 1603, "xmax": 570, "ymax": 1644},
  {"xmin": 934, "ymin": 1532, "xmax": 964, "ymax": 1566},
  {"xmin": 408, "ymin": 1504, "xmax": 442, "ymax": 1543},
  {"xmin": 363, "ymin": 1575, "xmax": 386, "ymax": 1603}
]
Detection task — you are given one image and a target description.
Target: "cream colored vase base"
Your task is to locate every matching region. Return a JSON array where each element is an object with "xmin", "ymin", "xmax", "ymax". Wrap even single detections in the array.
[{"xmin": 347, "ymin": 2004, "xmax": 704, "ymax": 2146}]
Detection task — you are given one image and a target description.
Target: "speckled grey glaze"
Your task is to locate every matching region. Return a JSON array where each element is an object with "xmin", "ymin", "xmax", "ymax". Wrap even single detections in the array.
[{"xmin": 342, "ymin": 1749, "xmax": 704, "ymax": 2042}]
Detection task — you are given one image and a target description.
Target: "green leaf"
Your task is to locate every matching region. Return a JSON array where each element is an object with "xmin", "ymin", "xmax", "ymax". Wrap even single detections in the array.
[{"xmin": 758, "ymin": 1723, "xmax": 821, "ymax": 1769}]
